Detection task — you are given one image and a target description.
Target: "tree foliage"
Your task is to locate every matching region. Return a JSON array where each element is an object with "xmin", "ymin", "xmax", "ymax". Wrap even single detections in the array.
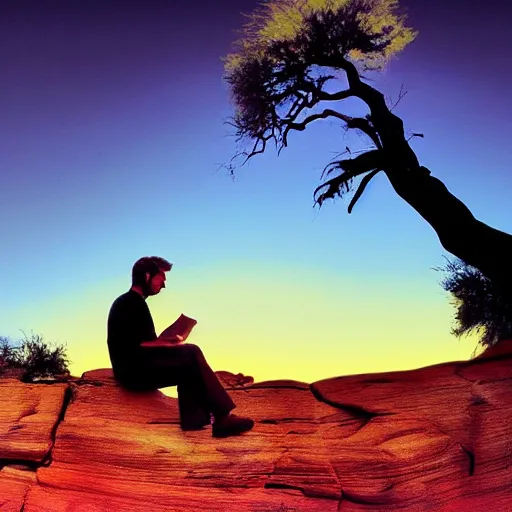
[
  {"xmin": 435, "ymin": 258, "xmax": 512, "ymax": 349},
  {"xmin": 224, "ymin": 0, "xmax": 417, "ymax": 212},
  {"xmin": 0, "ymin": 331, "xmax": 70, "ymax": 382}
]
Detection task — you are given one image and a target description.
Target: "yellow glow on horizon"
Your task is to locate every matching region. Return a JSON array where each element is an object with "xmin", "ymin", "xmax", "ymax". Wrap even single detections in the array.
[{"xmin": 6, "ymin": 263, "xmax": 478, "ymax": 399}]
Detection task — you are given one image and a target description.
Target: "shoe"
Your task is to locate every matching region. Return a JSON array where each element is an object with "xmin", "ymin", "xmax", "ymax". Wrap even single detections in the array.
[
  {"xmin": 212, "ymin": 414, "xmax": 254, "ymax": 438},
  {"xmin": 181, "ymin": 418, "xmax": 211, "ymax": 431}
]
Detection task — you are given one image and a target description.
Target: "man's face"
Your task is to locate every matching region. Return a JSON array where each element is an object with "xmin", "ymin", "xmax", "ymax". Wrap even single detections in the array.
[{"xmin": 146, "ymin": 271, "xmax": 166, "ymax": 296}]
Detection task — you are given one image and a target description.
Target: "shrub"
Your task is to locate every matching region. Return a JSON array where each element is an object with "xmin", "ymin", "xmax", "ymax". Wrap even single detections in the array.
[
  {"xmin": 0, "ymin": 331, "xmax": 70, "ymax": 382},
  {"xmin": 435, "ymin": 257, "xmax": 512, "ymax": 351}
]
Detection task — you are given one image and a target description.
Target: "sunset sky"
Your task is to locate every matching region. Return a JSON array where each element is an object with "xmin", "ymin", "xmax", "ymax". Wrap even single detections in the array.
[{"xmin": 2, "ymin": 0, "xmax": 511, "ymax": 392}]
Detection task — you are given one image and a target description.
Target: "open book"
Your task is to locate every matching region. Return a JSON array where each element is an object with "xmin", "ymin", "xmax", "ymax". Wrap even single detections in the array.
[{"xmin": 159, "ymin": 314, "xmax": 197, "ymax": 342}]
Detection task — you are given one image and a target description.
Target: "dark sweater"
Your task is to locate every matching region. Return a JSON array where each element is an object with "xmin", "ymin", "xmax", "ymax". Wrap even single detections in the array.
[{"xmin": 107, "ymin": 289, "xmax": 157, "ymax": 380}]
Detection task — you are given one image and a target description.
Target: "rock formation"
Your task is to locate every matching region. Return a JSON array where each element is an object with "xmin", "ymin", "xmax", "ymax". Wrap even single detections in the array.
[{"xmin": 1, "ymin": 342, "xmax": 512, "ymax": 511}]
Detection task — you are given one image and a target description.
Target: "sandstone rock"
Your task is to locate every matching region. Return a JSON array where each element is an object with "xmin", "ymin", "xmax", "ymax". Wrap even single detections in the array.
[
  {"xmin": 215, "ymin": 370, "xmax": 255, "ymax": 389},
  {"xmin": 312, "ymin": 350, "xmax": 512, "ymax": 509},
  {"xmin": 0, "ymin": 380, "xmax": 68, "ymax": 464},
  {"xmin": 0, "ymin": 466, "xmax": 36, "ymax": 512},
  {"xmin": 477, "ymin": 338, "xmax": 512, "ymax": 360},
  {"xmin": 1, "ymin": 344, "xmax": 512, "ymax": 511}
]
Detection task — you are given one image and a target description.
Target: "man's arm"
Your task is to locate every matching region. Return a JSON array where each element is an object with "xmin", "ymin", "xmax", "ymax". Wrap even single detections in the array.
[{"xmin": 140, "ymin": 334, "xmax": 184, "ymax": 347}]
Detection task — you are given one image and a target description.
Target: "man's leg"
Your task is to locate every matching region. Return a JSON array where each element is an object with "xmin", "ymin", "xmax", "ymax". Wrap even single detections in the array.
[
  {"xmin": 178, "ymin": 344, "xmax": 236, "ymax": 419},
  {"xmin": 139, "ymin": 344, "xmax": 235, "ymax": 428}
]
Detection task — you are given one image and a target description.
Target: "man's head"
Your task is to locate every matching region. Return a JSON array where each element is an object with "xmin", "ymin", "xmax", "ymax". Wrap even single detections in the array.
[{"xmin": 131, "ymin": 256, "xmax": 173, "ymax": 298}]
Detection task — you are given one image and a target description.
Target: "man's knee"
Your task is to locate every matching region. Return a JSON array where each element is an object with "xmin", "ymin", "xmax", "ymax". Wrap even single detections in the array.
[{"xmin": 182, "ymin": 343, "xmax": 202, "ymax": 358}]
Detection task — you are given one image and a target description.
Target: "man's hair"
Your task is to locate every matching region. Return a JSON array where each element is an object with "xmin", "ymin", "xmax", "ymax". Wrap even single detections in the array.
[{"xmin": 132, "ymin": 256, "xmax": 173, "ymax": 286}]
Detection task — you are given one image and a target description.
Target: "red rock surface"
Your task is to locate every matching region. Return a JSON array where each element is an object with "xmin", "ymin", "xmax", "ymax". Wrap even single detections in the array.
[
  {"xmin": 0, "ymin": 380, "xmax": 68, "ymax": 463},
  {"xmin": 1, "ymin": 344, "xmax": 512, "ymax": 511}
]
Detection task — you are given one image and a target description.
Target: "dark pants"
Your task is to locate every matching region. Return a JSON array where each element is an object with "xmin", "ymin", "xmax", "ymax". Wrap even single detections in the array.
[{"xmin": 119, "ymin": 344, "xmax": 235, "ymax": 428}]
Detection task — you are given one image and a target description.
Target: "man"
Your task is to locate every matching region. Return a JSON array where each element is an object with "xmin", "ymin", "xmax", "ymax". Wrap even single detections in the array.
[{"xmin": 107, "ymin": 256, "xmax": 254, "ymax": 438}]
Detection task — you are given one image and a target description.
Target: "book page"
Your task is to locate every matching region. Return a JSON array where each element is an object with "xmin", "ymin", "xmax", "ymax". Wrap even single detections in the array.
[{"xmin": 159, "ymin": 314, "xmax": 198, "ymax": 342}]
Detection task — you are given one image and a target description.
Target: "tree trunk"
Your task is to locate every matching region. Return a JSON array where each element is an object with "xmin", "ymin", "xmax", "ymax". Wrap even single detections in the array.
[
  {"xmin": 385, "ymin": 168, "xmax": 512, "ymax": 296},
  {"xmin": 325, "ymin": 59, "xmax": 511, "ymax": 297}
]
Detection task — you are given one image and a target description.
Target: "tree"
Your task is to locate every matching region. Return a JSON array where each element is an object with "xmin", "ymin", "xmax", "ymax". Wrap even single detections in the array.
[
  {"xmin": 224, "ymin": 0, "xmax": 512, "ymax": 335},
  {"xmin": 0, "ymin": 331, "xmax": 70, "ymax": 382},
  {"xmin": 435, "ymin": 258, "xmax": 512, "ymax": 351}
]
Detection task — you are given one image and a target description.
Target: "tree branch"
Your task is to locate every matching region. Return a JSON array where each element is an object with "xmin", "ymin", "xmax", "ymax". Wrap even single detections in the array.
[
  {"xmin": 317, "ymin": 89, "xmax": 354, "ymax": 101},
  {"xmin": 283, "ymin": 107, "xmax": 381, "ymax": 150},
  {"xmin": 314, "ymin": 149, "xmax": 384, "ymax": 207},
  {"xmin": 286, "ymin": 108, "xmax": 353, "ymax": 132},
  {"xmin": 240, "ymin": 134, "xmax": 271, "ymax": 166},
  {"xmin": 347, "ymin": 168, "xmax": 381, "ymax": 213},
  {"xmin": 299, "ymin": 79, "xmax": 354, "ymax": 102},
  {"xmin": 335, "ymin": 149, "xmax": 384, "ymax": 176},
  {"xmin": 389, "ymin": 84, "xmax": 408, "ymax": 112},
  {"xmin": 282, "ymin": 91, "xmax": 309, "ymax": 126}
]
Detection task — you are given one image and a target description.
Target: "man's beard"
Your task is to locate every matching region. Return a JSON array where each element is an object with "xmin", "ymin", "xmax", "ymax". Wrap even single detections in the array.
[{"xmin": 140, "ymin": 280, "xmax": 153, "ymax": 297}]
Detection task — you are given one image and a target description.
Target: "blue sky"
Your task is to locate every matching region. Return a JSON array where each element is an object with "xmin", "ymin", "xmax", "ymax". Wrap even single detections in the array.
[{"xmin": 1, "ymin": 0, "xmax": 511, "ymax": 385}]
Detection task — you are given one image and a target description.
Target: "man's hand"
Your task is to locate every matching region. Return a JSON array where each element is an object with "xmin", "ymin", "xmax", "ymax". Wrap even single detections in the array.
[{"xmin": 159, "ymin": 334, "xmax": 184, "ymax": 344}]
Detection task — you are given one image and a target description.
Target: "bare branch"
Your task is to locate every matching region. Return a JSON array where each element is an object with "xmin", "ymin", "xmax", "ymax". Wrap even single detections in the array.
[
  {"xmin": 339, "ymin": 149, "xmax": 384, "ymax": 175},
  {"xmin": 286, "ymin": 108, "xmax": 353, "ymax": 132},
  {"xmin": 321, "ymin": 147, "xmax": 381, "ymax": 180},
  {"xmin": 314, "ymin": 149, "xmax": 384, "ymax": 207},
  {"xmin": 407, "ymin": 132, "xmax": 424, "ymax": 142},
  {"xmin": 299, "ymin": 79, "xmax": 354, "ymax": 102},
  {"xmin": 347, "ymin": 168, "xmax": 381, "ymax": 214},
  {"xmin": 314, "ymin": 171, "xmax": 360, "ymax": 207},
  {"xmin": 284, "ymin": 108, "xmax": 381, "ymax": 150},
  {"xmin": 345, "ymin": 117, "xmax": 382, "ymax": 149},
  {"xmin": 389, "ymin": 84, "xmax": 408, "ymax": 112},
  {"xmin": 240, "ymin": 134, "xmax": 271, "ymax": 166},
  {"xmin": 283, "ymin": 91, "xmax": 307, "ymax": 121},
  {"xmin": 317, "ymin": 89, "xmax": 354, "ymax": 101},
  {"xmin": 338, "ymin": 59, "xmax": 389, "ymax": 116}
]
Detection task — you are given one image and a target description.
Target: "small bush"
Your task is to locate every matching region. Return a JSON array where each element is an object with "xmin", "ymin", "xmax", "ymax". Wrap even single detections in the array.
[
  {"xmin": 435, "ymin": 257, "xmax": 512, "ymax": 350},
  {"xmin": 0, "ymin": 332, "xmax": 70, "ymax": 382}
]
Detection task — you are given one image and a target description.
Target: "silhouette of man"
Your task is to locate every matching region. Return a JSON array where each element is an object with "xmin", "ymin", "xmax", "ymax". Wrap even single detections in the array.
[{"xmin": 107, "ymin": 256, "xmax": 254, "ymax": 438}]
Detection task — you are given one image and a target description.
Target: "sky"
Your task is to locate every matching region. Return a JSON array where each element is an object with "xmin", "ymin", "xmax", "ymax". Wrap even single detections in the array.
[{"xmin": 1, "ymin": 0, "xmax": 511, "ymax": 393}]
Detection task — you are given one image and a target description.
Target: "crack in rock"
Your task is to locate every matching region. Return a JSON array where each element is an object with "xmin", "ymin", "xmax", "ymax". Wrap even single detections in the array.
[
  {"xmin": 18, "ymin": 405, "xmax": 38, "ymax": 421},
  {"xmin": 264, "ymin": 482, "xmax": 340, "ymax": 501},
  {"xmin": 40, "ymin": 384, "xmax": 74, "ymax": 467},
  {"xmin": 8, "ymin": 424, "xmax": 25, "ymax": 432},
  {"xmin": 470, "ymin": 394, "xmax": 489, "ymax": 406},
  {"xmin": 18, "ymin": 484, "xmax": 31, "ymax": 512},
  {"xmin": 339, "ymin": 488, "xmax": 391, "ymax": 506},
  {"xmin": 309, "ymin": 383, "xmax": 395, "ymax": 424},
  {"xmin": 0, "ymin": 384, "xmax": 74, "ymax": 473},
  {"xmin": 0, "ymin": 460, "xmax": 39, "ymax": 471},
  {"xmin": 460, "ymin": 444, "xmax": 475, "ymax": 476},
  {"xmin": 261, "ymin": 418, "xmax": 315, "ymax": 425}
]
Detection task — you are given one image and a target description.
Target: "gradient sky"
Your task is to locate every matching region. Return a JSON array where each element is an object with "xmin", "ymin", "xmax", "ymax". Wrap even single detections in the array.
[{"xmin": 1, "ymin": 0, "xmax": 511, "ymax": 392}]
